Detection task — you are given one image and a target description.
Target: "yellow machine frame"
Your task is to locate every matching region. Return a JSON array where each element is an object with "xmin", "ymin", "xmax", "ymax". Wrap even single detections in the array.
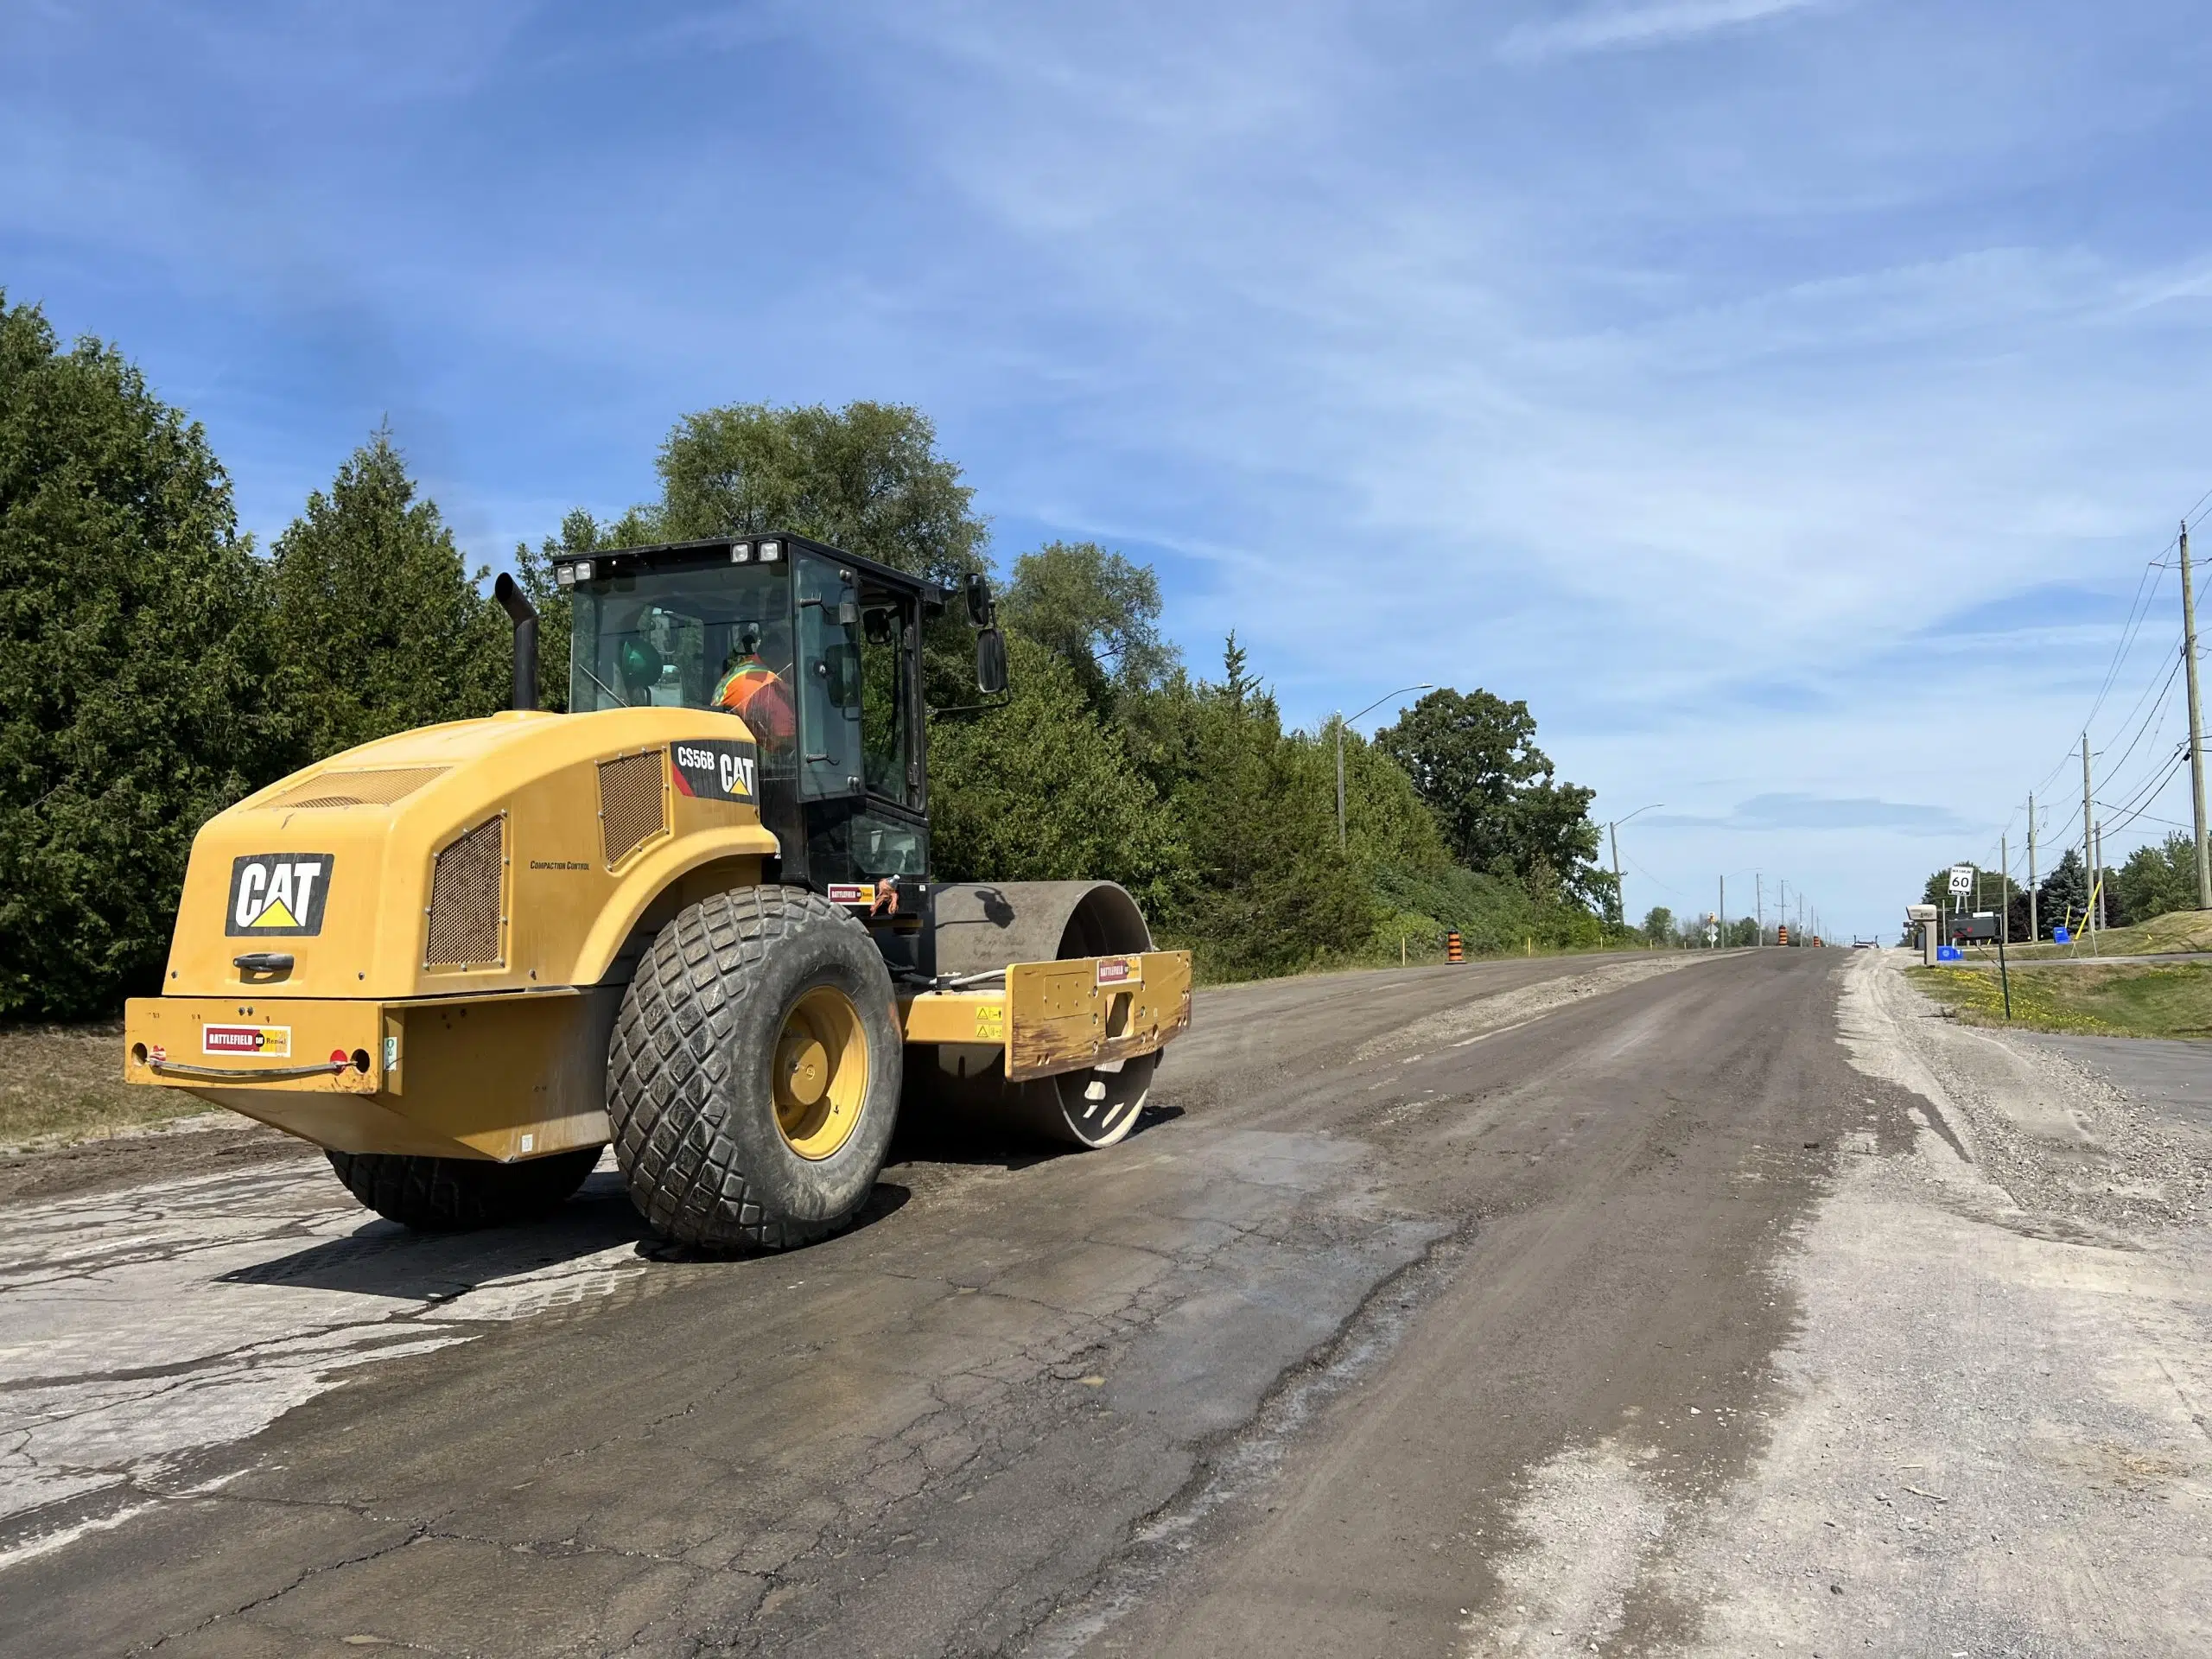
[{"xmin": 124, "ymin": 704, "xmax": 1191, "ymax": 1162}]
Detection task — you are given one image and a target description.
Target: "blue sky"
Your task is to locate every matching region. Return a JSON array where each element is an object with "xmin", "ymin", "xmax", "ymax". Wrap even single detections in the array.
[{"xmin": 9, "ymin": 0, "xmax": 2212, "ymax": 940}]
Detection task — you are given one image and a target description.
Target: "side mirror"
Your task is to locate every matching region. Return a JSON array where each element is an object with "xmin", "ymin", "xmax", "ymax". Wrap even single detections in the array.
[
  {"xmin": 965, "ymin": 573, "xmax": 995, "ymax": 628},
  {"xmin": 975, "ymin": 627, "xmax": 1007, "ymax": 696}
]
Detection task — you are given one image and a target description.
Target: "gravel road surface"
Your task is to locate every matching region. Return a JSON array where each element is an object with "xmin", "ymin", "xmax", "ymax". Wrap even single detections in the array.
[{"xmin": 4, "ymin": 946, "xmax": 2206, "ymax": 1656}]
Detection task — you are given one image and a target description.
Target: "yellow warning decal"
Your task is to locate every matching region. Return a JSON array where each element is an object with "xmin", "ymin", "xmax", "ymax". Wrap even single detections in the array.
[{"xmin": 974, "ymin": 1004, "xmax": 1005, "ymax": 1042}]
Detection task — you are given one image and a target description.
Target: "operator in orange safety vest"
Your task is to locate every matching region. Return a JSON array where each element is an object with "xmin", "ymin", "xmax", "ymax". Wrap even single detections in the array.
[{"xmin": 712, "ymin": 623, "xmax": 796, "ymax": 745}]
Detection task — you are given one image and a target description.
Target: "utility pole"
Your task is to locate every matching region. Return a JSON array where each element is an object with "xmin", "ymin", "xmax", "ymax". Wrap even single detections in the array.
[
  {"xmin": 2082, "ymin": 734, "xmax": 2095, "ymax": 952},
  {"xmin": 2027, "ymin": 792, "xmax": 2037, "ymax": 943},
  {"xmin": 2000, "ymin": 835, "xmax": 2010, "ymax": 948},
  {"xmin": 1998, "ymin": 832, "xmax": 2013, "ymax": 1018},
  {"xmin": 2094, "ymin": 820, "xmax": 2107, "ymax": 938},
  {"xmin": 1336, "ymin": 683, "xmax": 1432, "ymax": 855},
  {"xmin": 1756, "ymin": 874, "xmax": 1764, "ymax": 946},
  {"xmin": 1333, "ymin": 715, "xmax": 1347, "ymax": 852},
  {"xmin": 1610, "ymin": 821, "xmax": 1623, "ymax": 930},
  {"xmin": 1719, "ymin": 876, "xmax": 1726, "ymax": 949},
  {"xmin": 2183, "ymin": 521, "xmax": 2211, "ymax": 908}
]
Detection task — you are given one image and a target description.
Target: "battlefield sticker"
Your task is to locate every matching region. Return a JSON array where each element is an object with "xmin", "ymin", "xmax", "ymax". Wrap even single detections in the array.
[
  {"xmin": 671, "ymin": 739, "xmax": 759, "ymax": 804},
  {"xmin": 226, "ymin": 854, "xmax": 334, "ymax": 937},
  {"xmin": 203, "ymin": 1023, "xmax": 292, "ymax": 1058}
]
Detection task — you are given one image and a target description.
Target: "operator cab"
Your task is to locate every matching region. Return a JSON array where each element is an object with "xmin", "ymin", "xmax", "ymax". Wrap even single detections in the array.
[{"xmin": 553, "ymin": 534, "xmax": 977, "ymax": 932}]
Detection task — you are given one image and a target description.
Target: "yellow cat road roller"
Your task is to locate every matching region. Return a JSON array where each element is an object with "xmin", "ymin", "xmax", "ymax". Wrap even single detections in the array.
[{"xmin": 123, "ymin": 533, "xmax": 1192, "ymax": 1249}]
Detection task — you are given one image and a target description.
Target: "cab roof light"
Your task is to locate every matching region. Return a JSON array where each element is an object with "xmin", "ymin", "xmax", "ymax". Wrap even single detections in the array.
[
  {"xmin": 556, "ymin": 563, "xmax": 575, "ymax": 587},
  {"xmin": 730, "ymin": 542, "xmax": 752, "ymax": 562},
  {"xmin": 573, "ymin": 559, "xmax": 594, "ymax": 582},
  {"xmin": 758, "ymin": 539, "xmax": 781, "ymax": 562}
]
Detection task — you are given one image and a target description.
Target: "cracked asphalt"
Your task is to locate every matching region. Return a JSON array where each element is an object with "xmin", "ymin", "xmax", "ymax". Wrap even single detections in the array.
[{"xmin": 2, "ymin": 946, "xmax": 1887, "ymax": 1657}]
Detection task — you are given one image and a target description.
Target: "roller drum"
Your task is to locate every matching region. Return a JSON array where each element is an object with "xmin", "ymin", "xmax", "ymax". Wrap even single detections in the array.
[
  {"xmin": 925, "ymin": 880, "xmax": 1159, "ymax": 1148},
  {"xmin": 930, "ymin": 880, "xmax": 1152, "ymax": 979}
]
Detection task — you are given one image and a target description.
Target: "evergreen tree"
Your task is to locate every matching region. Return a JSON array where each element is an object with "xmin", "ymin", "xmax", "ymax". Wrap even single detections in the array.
[
  {"xmin": 1146, "ymin": 637, "xmax": 1375, "ymax": 979},
  {"xmin": 926, "ymin": 633, "xmax": 1182, "ymax": 912},
  {"xmin": 2037, "ymin": 848, "xmax": 2089, "ymax": 934},
  {"xmin": 0, "ymin": 295, "xmax": 289, "ymax": 1016},
  {"xmin": 269, "ymin": 430, "xmax": 508, "ymax": 760}
]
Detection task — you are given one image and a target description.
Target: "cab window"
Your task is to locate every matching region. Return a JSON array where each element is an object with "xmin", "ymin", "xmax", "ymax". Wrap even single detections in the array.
[
  {"xmin": 858, "ymin": 590, "xmax": 917, "ymax": 809},
  {"xmin": 795, "ymin": 556, "xmax": 919, "ymax": 810}
]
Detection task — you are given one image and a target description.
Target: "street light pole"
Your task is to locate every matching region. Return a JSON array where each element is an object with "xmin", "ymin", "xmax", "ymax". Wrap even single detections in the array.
[
  {"xmin": 1606, "ymin": 804, "xmax": 1662, "ymax": 934},
  {"xmin": 1335, "ymin": 716, "xmax": 1346, "ymax": 852},
  {"xmin": 1335, "ymin": 683, "xmax": 1431, "ymax": 850}
]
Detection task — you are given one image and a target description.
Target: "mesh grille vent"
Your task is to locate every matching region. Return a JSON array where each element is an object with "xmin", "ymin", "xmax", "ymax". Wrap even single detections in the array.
[
  {"xmin": 275, "ymin": 767, "xmax": 448, "ymax": 810},
  {"xmin": 598, "ymin": 751, "xmax": 666, "ymax": 867},
  {"xmin": 424, "ymin": 815, "xmax": 505, "ymax": 968}
]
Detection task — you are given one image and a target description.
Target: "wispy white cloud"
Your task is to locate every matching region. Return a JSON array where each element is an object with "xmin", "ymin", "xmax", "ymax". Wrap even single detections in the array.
[
  {"xmin": 1498, "ymin": 0, "xmax": 1836, "ymax": 63},
  {"xmin": 1649, "ymin": 794, "xmax": 1979, "ymax": 835},
  {"xmin": 6, "ymin": 0, "xmax": 2209, "ymax": 938}
]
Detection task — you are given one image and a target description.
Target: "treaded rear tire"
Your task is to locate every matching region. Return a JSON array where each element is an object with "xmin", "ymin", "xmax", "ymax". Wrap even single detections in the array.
[
  {"xmin": 325, "ymin": 1147, "xmax": 601, "ymax": 1231},
  {"xmin": 607, "ymin": 886, "xmax": 902, "ymax": 1252}
]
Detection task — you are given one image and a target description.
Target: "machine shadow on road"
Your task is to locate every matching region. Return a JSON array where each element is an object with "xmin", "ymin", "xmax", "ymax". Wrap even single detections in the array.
[
  {"xmin": 200, "ymin": 1087, "xmax": 1198, "ymax": 1302},
  {"xmin": 217, "ymin": 1170, "xmax": 933, "ymax": 1291},
  {"xmin": 885, "ymin": 1099, "xmax": 1185, "ymax": 1172},
  {"xmin": 215, "ymin": 1170, "xmax": 653, "ymax": 1297}
]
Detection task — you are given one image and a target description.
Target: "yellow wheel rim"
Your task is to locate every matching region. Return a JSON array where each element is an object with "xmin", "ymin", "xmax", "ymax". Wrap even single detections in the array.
[{"xmin": 772, "ymin": 984, "xmax": 869, "ymax": 1160}]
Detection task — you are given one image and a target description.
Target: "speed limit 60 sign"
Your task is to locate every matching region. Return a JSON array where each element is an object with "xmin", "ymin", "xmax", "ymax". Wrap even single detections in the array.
[{"xmin": 1948, "ymin": 864, "xmax": 1974, "ymax": 896}]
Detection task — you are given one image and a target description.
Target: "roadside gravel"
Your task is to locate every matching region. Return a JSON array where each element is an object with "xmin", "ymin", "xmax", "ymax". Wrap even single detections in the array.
[{"xmin": 1464, "ymin": 949, "xmax": 2212, "ymax": 1656}]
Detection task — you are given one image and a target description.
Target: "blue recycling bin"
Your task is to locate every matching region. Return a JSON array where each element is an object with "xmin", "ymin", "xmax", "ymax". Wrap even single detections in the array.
[
  {"xmin": 1936, "ymin": 944, "xmax": 1963, "ymax": 962},
  {"xmin": 2053, "ymin": 926, "xmax": 2070, "ymax": 944}
]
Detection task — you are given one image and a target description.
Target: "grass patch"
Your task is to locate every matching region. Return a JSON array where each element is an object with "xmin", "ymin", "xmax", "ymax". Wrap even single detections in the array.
[
  {"xmin": 0, "ymin": 1023, "xmax": 212, "ymax": 1148},
  {"xmin": 1907, "ymin": 962, "xmax": 2212, "ymax": 1040},
  {"xmin": 2002, "ymin": 908, "xmax": 2212, "ymax": 961}
]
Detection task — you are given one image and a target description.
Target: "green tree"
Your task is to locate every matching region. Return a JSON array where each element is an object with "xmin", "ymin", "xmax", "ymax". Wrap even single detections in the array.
[
  {"xmin": 2111, "ymin": 831, "xmax": 2201, "ymax": 928},
  {"xmin": 1373, "ymin": 687, "xmax": 1605, "ymax": 906},
  {"xmin": 654, "ymin": 401, "xmax": 987, "ymax": 588},
  {"xmin": 1145, "ymin": 636, "xmax": 1376, "ymax": 978},
  {"xmin": 648, "ymin": 401, "xmax": 990, "ymax": 706},
  {"xmin": 1001, "ymin": 540, "xmax": 1177, "ymax": 715},
  {"xmin": 269, "ymin": 430, "xmax": 509, "ymax": 760},
  {"xmin": 926, "ymin": 633, "xmax": 1182, "ymax": 912},
  {"xmin": 0, "ymin": 296, "xmax": 289, "ymax": 1016},
  {"xmin": 1643, "ymin": 905, "xmax": 1675, "ymax": 944},
  {"xmin": 2037, "ymin": 848, "xmax": 2089, "ymax": 933},
  {"xmin": 1308, "ymin": 723, "xmax": 1452, "ymax": 875},
  {"xmin": 512, "ymin": 507, "xmax": 636, "ymax": 715}
]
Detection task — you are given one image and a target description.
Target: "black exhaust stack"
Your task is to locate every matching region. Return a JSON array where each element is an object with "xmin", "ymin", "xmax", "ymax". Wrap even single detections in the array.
[{"xmin": 493, "ymin": 574, "xmax": 539, "ymax": 711}]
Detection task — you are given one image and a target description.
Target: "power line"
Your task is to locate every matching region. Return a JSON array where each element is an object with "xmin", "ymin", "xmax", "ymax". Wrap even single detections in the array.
[
  {"xmin": 2024, "ymin": 494, "xmax": 2212, "ymax": 809},
  {"xmin": 2098, "ymin": 742, "xmax": 2190, "ymax": 838}
]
